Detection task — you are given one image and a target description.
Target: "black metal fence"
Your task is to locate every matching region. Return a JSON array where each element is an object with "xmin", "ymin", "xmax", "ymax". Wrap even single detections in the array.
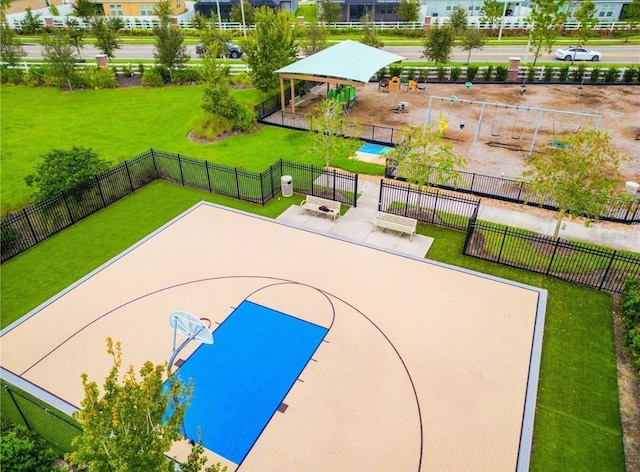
[
  {"xmin": 0, "ymin": 150, "xmax": 358, "ymax": 263},
  {"xmin": 378, "ymin": 180, "xmax": 480, "ymax": 231},
  {"xmin": 463, "ymin": 218, "xmax": 640, "ymax": 293},
  {"xmin": 254, "ymin": 92, "xmax": 639, "ymax": 224},
  {"xmin": 1, "ymin": 383, "xmax": 82, "ymax": 453},
  {"xmin": 385, "ymin": 161, "xmax": 640, "ymax": 224}
]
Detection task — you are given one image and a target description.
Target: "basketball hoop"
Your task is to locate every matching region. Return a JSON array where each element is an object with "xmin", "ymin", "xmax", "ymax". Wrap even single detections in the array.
[{"xmin": 168, "ymin": 311, "xmax": 213, "ymax": 376}]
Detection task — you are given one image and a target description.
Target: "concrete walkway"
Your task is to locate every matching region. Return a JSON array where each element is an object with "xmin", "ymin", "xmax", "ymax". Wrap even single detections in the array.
[
  {"xmin": 277, "ymin": 182, "xmax": 640, "ymax": 256},
  {"xmin": 276, "ymin": 181, "xmax": 435, "ymax": 258}
]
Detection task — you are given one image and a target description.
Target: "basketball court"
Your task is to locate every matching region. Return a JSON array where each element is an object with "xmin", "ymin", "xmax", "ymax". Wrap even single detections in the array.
[{"xmin": 0, "ymin": 202, "xmax": 546, "ymax": 472}]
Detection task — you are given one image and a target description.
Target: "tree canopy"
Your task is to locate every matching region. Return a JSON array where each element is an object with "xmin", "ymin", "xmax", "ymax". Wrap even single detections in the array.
[
  {"xmin": 24, "ymin": 147, "xmax": 112, "ymax": 202},
  {"xmin": 42, "ymin": 30, "xmax": 78, "ymax": 90},
  {"xmin": 527, "ymin": 0, "xmax": 567, "ymax": 66},
  {"xmin": 318, "ymin": 0, "xmax": 341, "ymax": 23},
  {"xmin": 422, "ymin": 25, "xmax": 455, "ymax": 63},
  {"xmin": 523, "ymin": 129, "xmax": 633, "ymax": 238},
  {"xmin": 243, "ymin": 7, "xmax": 298, "ymax": 94},
  {"xmin": 153, "ymin": 0, "xmax": 190, "ymax": 81},
  {"xmin": 396, "ymin": 0, "xmax": 420, "ymax": 22}
]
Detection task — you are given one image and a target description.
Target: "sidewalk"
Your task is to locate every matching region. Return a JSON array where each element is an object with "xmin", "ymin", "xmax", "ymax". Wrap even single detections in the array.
[{"xmin": 277, "ymin": 181, "xmax": 640, "ymax": 256}]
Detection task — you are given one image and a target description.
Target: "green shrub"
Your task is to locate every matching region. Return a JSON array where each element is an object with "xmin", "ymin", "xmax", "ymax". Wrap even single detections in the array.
[
  {"xmin": 228, "ymin": 72, "xmax": 251, "ymax": 86},
  {"xmin": 466, "ymin": 65, "xmax": 478, "ymax": 81},
  {"xmin": 24, "ymin": 66, "xmax": 49, "ymax": 86},
  {"xmin": 67, "ymin": 72, "xmax": 90, "ymax": 90},
  {"xmin": 450, "ymin": 66, "xmax": 461, "ymax": 81},
  {"xmin": 604, "ymin": 67, "xmax": 619, "ymax": 83},
  {"xmin": 622, "ymin": 67, "xmax": 637, "ymax": 83},
  {"xmin": 389, "ymin": 65, "xmax": 402, "ymax": 77},
  {"xmin": 543, "ymin": 65, "xmax": 554, "ymax": 81},
  {"xmin": 138, "ymin": 63, "xmax": 145, "ymax": 74},
  {"xmin": 0, "ymin": 423, "xmax": 62, "ymax": 472},
  {"xmin": 376, "ymin": 66, "xmax": 387, "ymax": 80},
  {"xmin": 589, "ymin": 67, "xmax": 601, "ymax": 83},
  {"xmin": 173, "ymin": 68, "xmax": 201, "ymax": 84},
  {"xmin": 527, "ymin": 65, "xmax": 536, "ymax": 82},
  {"xmin": 404, "ymin": 67, "xmax": 416, "ymax": 80},
  {"xmin": 436, "ymin": 65, "xmax": 446, "ymax": 81},
  {"xmin": 495, "ymin": 65, "xmax": 508, "ymax": 81},
  {"xmin": 0, "ymin": 67, "xmax": 24, "ymax": 85},
  {"xmin": 571, "ymin": 63, "xmax": 586, "ymax": 82},
  {"xmin": 88, "ymin": 67, "xmax": 118, "ymax": 89},
  {"xmin": 482, "ymin": 65, "xmax": 493, "ymax": 81},
  {"xmin": 141, "ymin": 68, "xmax": 165, "ymax": 87},
  {"xmin": 621, "ymin": 277, "xmax": 640, "ymax": 374},
  {"xmin": 558, "ymin": 65, "xmax": 570, "ymax": 82},
  {"xmin": 418, "ymin": 68, "xmax": 427, "ymax": 82},
  {"xmin": 0, "ymin": 214, "xmax": 22, "ymax": 258},
  {"xmin": 234, "ymin": 104, "xmax": 257, "ymax": 132}
]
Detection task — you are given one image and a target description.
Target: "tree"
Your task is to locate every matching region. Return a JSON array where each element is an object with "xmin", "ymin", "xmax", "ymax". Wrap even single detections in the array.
[
  {"xmin": 395, "ymin": 0, "xmax": 420, "ymax": 22},
  {"xmin": 527, "ymin": 0, "xmax": 567, "ymax": 67},
  {"xmin": 41, "ymin": 30, "xmax": 78, "ymax": 90},
  {"xmin": 230, "ymin": 0, "xmax": 255, "ymax": 24},
  {"xmin": 622, "ymin": 0, "xmax": 640, "ymax": 43},
  {"xmin": 480, "ymin": 0, "xmax": 502, "ymax": 30},
  {"xmin": 448, "ymin": 5, "xmax": 468, "ymax": 36},
  {"xmin": 24, "ymin": 147, "xmax": 112, "ymax": 202},
  {"xmin": 73, "ymin": 0, "xmax": 99, "ymax": 22},
  {"xmin": 66, "ymin": 18, "xmax": 85, "ymax": 57},
  {"xmin": 92, "ymin": 17, "xmax": 122, "ymax": 59},
  {"xmin": 574, "ymin": 0, "xmax": 597, "ymax": 47},
  {"xmin": 20, "ymin": 7, "xmax": 42, "ymax": 35},
  {"xmin": 460, "ymin": 28, "xmax": 485, "ymax": 64},
  {"xmin": 201, "ymin": 47, "xmax": 239, "ymax": 125},
  {"xmin": 422, "ymin": 25, "xmax": 455, "ymax": 63},
  {"xmin": 386, "ymin": 124, "xmax": 467, "ymax": 189},
  {"xmin": 153, "ymin": 0, "xmax": 190, "ymax": 82},
  {"xmin": 0, "ymin": 5, "xmax": 26, "ymax": 67},
  {"xmin": 523, "ymin": 129, "xmax": 633, "ymax": 239},
  {"xmin": 360, "ymin": 10, "xmax": 383, "ymax": 48},
  {"xmin": 68, "ymin": 338, "xmax": 191, "ymax": 472},
  {"xmin": 301, "ymin": 22, "xmax": 328, "ymax": 57},
  {"xmin": 307, "ymin": 99, "xmax": 355, "ymax": 170},
  {"xmin": 243, "ymin": 7, "xmax": 298, "ymax": 94},
  {"xmin": 318, "ymin": 0, "xmax": 341, "ymax": 23}
]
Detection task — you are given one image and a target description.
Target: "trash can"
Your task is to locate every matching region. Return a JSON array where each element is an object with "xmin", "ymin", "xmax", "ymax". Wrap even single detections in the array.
[
  {"xmin": 625, "ymin": 181, "xmax": 639, "ymax": 197},
  {"xmin": 281, "ymin": 175, "xmax": 293, "ymax": 197}
]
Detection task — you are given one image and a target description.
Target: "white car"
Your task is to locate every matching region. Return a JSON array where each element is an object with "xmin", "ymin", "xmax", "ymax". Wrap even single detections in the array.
[{"xmin": 554, "ymin": 46, "xmax": 602, "ymax": 62}]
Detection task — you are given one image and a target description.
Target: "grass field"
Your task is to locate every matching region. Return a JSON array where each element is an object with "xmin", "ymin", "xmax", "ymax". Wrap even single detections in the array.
[
  {"xmin": 0, "ymin": 86, "xmax": 382, "ymax": 212},
  {"xmin": 0, "ymin": 181, "xmax": 625, "ymax": 472}
]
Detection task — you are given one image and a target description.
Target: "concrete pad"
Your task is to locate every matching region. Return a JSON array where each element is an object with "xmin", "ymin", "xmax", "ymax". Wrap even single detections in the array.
[{"xmin": 330, "ymin": 218, "xmax": 375, "ymax": 240}]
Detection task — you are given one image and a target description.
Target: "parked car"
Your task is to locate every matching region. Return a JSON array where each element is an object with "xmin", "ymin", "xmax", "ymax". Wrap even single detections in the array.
[
  {"xmin": 195, "ymin": 42, "xmax": 243, "ymax": 59},
  {"xmin": 554, "ymin": 46, "xmax": 602, "ymax": 62}
]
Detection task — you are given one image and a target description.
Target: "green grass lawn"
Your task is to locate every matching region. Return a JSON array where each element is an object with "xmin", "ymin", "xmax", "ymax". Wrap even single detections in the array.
[
  {"xmin": 0, "ymin": 86, "xmax": 384, "ymax": 213},
  {"xmin": 0, "ymin": 182, "xmax": 625, "ymax": 472}
]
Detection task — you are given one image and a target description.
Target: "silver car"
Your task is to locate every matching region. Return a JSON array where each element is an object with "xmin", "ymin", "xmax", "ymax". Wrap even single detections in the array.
[{"xmin": 554, "ymin": 46, "xmax": 602, "ymax": 61}]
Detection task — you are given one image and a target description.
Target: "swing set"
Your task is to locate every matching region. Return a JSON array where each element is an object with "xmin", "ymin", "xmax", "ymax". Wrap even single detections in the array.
[{"xmin": 425, "ymin": 96, "xmax": 602, "ymax": 155}]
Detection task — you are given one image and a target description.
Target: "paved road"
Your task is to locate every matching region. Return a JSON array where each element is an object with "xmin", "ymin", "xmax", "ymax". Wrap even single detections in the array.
[{"xmin": 20, "ymin": 43, "xmax": 640, "ymax": 63}]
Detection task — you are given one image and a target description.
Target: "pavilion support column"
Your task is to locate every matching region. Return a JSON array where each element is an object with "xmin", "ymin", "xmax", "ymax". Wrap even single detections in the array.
[
  {"xmin": 280, "ymin": 76, "xmax": 286, "ymax": 112},
  {"xmin": 290, "ymin": 78, "xmax": 296, "ymax": 113}
]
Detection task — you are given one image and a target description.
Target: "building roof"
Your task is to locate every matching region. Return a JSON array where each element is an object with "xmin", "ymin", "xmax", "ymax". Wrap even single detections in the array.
[{"xmin": 276, "ymin": 40, "xmax": 405, "ymax": 84}]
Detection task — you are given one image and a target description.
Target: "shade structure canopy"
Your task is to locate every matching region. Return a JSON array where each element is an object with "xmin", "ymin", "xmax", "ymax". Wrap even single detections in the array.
[
  {"xmin": 275, "ymin": 40, "xmax": 405, "ymax": 113},
  {"xmin": 276, "ymin": 40, "xmax": 405, "ymax": 84}
]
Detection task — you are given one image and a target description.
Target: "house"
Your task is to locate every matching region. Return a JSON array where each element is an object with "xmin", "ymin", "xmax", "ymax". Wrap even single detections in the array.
[
  {"xmin": 3, "ymin": 0, "xmax": 66, "ymax": 15},
  {"xmin": 91, "ymin": 0, "xmax": 185, "ymax": 16},
  {"xmin": 193, "ymin": 0, "xmax": 298, "ymax": 20}
]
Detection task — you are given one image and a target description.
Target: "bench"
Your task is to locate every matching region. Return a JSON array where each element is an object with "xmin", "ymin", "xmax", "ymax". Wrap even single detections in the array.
[
  {"xmin": 372, "ymin": 212, "xmax": 417, "ymax": 240},
  {"xmin": 300, "ymin": 195, "xmax": 341, "ymax": 221}
]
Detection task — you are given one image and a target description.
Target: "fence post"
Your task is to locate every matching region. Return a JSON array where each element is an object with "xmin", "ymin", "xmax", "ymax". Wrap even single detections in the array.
[
  {"xmin": 332, "ymin": 169, "xmax": 336, "ymax": 201},
  {"xmin": 269, "ymin": 164, "xmax": 275, "ymax": 197},
  {"xmin": 124, "ymin": 161, "xmax": 134, "ymax": 191},
  {"xmin": 5, "ymin": 387, "xmax": 32, "ymax": 430},
  {"xmin": 470, "ymin": 173, "xmax": 476, "ymax": 192},
  {"xmin": 497, "ymin": 225, "xmax": 509, "ymax": 262},
  {"xmin": 353, "ymin": 173, "xmax": 358, "ymax": 208},
  {"xmin": 378, "ymin": 180, "xmax": 384, "ymax": 211},
  {"xmin": 545, "ymin": 240, "xmax": 560, "ymax": 275},
  {"xmin": 205, "ymin": 161, "xmax": 212, "ymax": 193},
  {"xmin": 404, "ymin": 183, "xmax": 411, "ymax": 216},
  {"xmin": 95, "ymin": 175, "xmax": 107, "ymax": 208},
  {"xmin": 61, "ymin": 191, "xmax": 74, "ymax": 223},
  {"xmin": 598, "ymin": 250, "xmax": 617, "ymax": 291},
  {"xmin": 433, "ymin": 190, "xmax": 439, "ymax": 224},
  {"xmin": 517, "ymin": 181, "xmax": 524, "ymax": 201},
  {"xmin": 150, "ymin": 148, "xmax": 158, "ymax": 175},
  {"xmin": 260, "ymin": 171, "xmax": 265, "ymax": 205},
  {"xmin": 177, "ymin": 154, "xmax": 184, "ymax": 186},
  {"xmin": 235, "ymin": 168, "xmax": 241, "ymax": 199},
  {"xmin": 22, "ymin": 208, "xmax": 39, "ymax": 243}
]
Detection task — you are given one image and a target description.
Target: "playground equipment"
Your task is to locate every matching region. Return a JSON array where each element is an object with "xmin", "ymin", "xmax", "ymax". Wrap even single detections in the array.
[
  {"xmin": 425, "ymin": 96, "xmax": 602, "ymax": 156},
  {"xmin": 328, "ymin": 84, "xmax": 357, "ymax": 111}
]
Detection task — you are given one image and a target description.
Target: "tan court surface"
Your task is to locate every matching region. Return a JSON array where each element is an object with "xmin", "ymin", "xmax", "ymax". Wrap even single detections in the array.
[{"xmin": 0, "ymin": 203, "xmax": 544, "ymax": 472}]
